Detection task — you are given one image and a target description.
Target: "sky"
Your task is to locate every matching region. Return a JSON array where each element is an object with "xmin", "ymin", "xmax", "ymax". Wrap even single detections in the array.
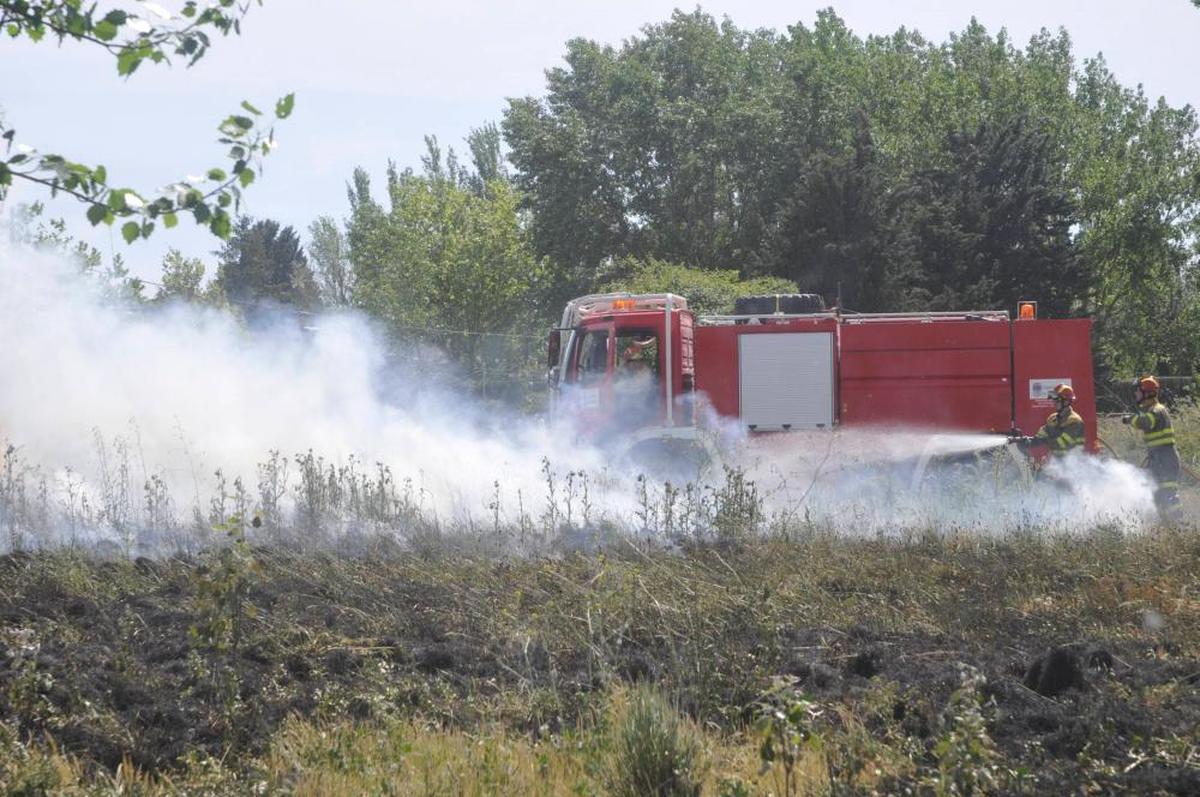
[{"xmin": 3, "ymin": 0, "xmax": 1200, "ymax": 283}]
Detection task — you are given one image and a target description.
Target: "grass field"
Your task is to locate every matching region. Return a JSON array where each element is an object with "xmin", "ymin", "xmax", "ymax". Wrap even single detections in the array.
[
  {"xmin": 1, "ymin": 414, "xmax": 1199, "ymax": 795},
  {"xmin": 2, "ymin": 525, "xmax": 1198, "ymax": 795}
]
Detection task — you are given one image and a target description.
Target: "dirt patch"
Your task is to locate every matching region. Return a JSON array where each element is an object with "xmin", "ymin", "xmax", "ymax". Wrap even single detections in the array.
[{"xmin": 1024, "ymin": 646, "xmax": 1086, "ymax": 696}]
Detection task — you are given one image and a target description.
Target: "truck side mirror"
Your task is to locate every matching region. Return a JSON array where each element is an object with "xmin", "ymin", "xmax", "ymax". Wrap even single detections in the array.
[{"xmin": 547, "ymin": 327, "xmax": 561, "ymax": 369}]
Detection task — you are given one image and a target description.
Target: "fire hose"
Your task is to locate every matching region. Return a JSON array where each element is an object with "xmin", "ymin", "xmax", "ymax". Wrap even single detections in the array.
[
  {"xmin": 1007, "ymin": 429, "xmax": 1200, "ymax": 486},
  {"xmin": 1095, "ymin": 433, "xmax": 1200, "ymax": 486}
]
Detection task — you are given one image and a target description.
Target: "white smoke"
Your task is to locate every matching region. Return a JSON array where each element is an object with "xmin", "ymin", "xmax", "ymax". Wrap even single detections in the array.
[
  {"xmin": 0, "ymin": 234, "xmax": 1167, "ymax": 553},
  {"xmin": 0, "ymin": 238, "xmax": 616, "ymax": 543},
  {"xmin": 734, "ymin": 431, "xmax": 1158, "ymax": 534}
]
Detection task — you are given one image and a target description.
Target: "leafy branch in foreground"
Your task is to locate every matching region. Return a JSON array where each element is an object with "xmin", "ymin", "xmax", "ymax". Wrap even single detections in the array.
[
  {"xmin": 0, "ymin": 0, "xmax": 293, "ymax": 240},
  {"xmin": 1, "ymin": 0, "xmax": 258, "ymax": 74},
  {"xmin": 1, "ymin": 97, "xmax": 293, "ymax": 241}
]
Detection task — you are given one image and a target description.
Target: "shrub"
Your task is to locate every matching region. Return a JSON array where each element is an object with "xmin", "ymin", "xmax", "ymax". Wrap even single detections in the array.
[{"xmin": 606, "ymin": 685, "xmax": 705, "ymax": 797}]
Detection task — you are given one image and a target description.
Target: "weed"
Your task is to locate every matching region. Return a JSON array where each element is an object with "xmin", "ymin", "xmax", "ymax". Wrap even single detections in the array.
[
  {"xmin": 756, "ymin": 684, "xmax": 824, "ymax": 797},
  {"xmin": 189, "ymin": 514, "xmax": 262, "ymax": 738},
  {"xmin": 929, "ymin": 665, "xmax": 1002, "ymax": 796},
  {"xmin": 605, "ymin": 685, "xmax": 705, "ymax": 797}
]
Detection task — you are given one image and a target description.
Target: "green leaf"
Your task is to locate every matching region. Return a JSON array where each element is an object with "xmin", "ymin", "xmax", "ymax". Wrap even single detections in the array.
[
  {"xmin": 210, "ymin": 212, "xmax": 231, "ymax": 239},
  {"xmin": 117, "ymin": 50, "xmax": 141, "ymax": 77},
  {"xmin": 275, "ymin": 93, "xmax": 295, "ymax": 119},
  {"xmin": 238, "ymin": 168, "xmax": 255, "ymax": 188},
  {"xmin": 107, "ymin": 190, "xmax": 126, "ymax": 211},
  {"xmin": 121, "ymin": 221, "xmax": 141, "ymax": 243},
  {"xmin": 163, "ymin": 212, "xmax": 178, "ymax": 229},
  {"xmin": 218, "ymin": 115, "xmax": 255, "ymax": 137},
  {"xmin": 207, "ymin": 168, "xmax": 227, "ymax": 181},
  {"xmin": 93, "ymin": 165, "xmax": 107, "ymax": 184},
  {"xmin": 240, "ymin": 100, "xmax": 262, "ymax": 116},
  {"xmin": 86, "ymin": 204, "xmax": 107, "ymax": 226},
  {"xmin": 94, "ymin": 21, "xmax": 118, "ymax": 41}
]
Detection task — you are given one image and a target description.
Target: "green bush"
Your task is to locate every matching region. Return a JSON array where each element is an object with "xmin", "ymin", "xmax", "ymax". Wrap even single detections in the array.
[
  {"xmin": 606, "ymin": 685, "xmax": 705, "ymax": 797},
  {"xmin": 604, "ymin": 257, "xmax": 801, "ymax": 316}
]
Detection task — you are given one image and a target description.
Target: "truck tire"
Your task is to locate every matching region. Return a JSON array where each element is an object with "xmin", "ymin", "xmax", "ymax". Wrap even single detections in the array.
[{"xmin": 733, "ymin": 293, "xmax": 825, "ymax": 315}]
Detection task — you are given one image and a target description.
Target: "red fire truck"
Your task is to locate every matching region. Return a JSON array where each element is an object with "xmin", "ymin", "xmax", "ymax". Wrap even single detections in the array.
[{"xmin": 547, "ymin": 293, "xmax": 1097, "ymax": 455}]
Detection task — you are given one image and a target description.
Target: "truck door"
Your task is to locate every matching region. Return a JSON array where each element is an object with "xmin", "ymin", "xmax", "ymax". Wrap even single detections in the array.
[{"xmin": 561, "ymin": 324, "xmax": 614, "ymax": 433}]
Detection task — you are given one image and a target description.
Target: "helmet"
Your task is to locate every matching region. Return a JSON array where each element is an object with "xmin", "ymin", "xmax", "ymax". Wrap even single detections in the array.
[
  {"xmin": 1137, "ymin": 376, "xmax": 1160, "ymax": 394},
  {"xmin": 1050, "ymin": 384, "xmax": 1075, "ymax": 403}
]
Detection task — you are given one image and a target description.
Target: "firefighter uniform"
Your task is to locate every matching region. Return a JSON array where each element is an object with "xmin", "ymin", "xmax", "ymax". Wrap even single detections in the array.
[
  {"xmin": 1129, "ymin": 399, "xmax": 1182, "ymax": 520},
  {"xmin": 1032, "ymin": 408, "xmax": 1086, "ymax": 456},
  {"xmin": 1012, "ymin": 385, "xmax": 1084, "ymax": 493}
]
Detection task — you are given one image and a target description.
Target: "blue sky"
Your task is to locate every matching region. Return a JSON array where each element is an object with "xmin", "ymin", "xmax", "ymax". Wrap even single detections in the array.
[{"xmin": 3, "ymin": 0, "xmax": 1199, "ymax": 281}]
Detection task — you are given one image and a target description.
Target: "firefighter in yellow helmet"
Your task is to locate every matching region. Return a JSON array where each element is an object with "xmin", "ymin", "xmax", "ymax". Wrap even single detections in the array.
[
  {"xmin": 1015, "ymin": 384, "xmax": 1086, "ymax": 459},
  {"xmin": 1123, "ymin": 376, "xmax": 1182, "ymax": 521}
]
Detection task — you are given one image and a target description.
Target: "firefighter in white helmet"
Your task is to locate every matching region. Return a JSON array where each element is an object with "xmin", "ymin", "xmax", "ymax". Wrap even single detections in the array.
[{"xmin": 1123, "ymin": 376, "xmax": 1182, "ymax": 521}]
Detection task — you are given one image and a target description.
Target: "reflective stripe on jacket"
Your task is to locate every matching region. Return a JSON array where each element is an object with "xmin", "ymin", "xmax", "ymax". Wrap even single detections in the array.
[
  {"xmin": 1132, "ymin": 402, "xmax": 1176, "ymax": 449},
  {"xmin": 1034, "ymin": 409, "xmax": 1086, "ymax": 455}
]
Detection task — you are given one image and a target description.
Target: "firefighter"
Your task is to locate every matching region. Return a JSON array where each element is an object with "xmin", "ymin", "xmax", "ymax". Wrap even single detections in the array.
[
  {"xmin": 1123, "ymin": 376, "xmax": 1182, "ymax": 521},
  {"xmin": 614, "ymin": 338, "xmax": 659, "ymax": 428},
  {"xmin": 1034, "ymin": 384, "xmax": 1086, "ymax": 456},
  {"xmin": 1015, "ymin": 384, "xmax": 1086, "ymax": 458}
]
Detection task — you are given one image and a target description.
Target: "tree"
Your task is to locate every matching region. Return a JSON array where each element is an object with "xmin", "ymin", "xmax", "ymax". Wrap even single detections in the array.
[
  {"xmin": 214, "ymin": 217, "xmax": 317, "ymax": 316},
  {"xmin": 0, "ymin": 0, "xmax": 294, "ymax": 242},
  {"xmin": 463, "ymin": 123, "xmax": 507, "ymax": 196},
  {"xmin": 504, "ymin": 10, "xmax": 1200, "ymax": 378},
  {"xmin": 8, "ymin": 200, "xmax": 144, "ymax": 300},
  {"xmin": 754, "ymin": 113, "xmax": 905, "ymax": 310},
  {"xmin": 346, "ymin": 141, "xmax": 548, "ymax": 401},
  {"xmin": 156, "ymin": 248, "xmax": 207, "ymax": 303},
  {"xmin": 603, "ymin": 258, "xmax": 799, "ymax": 316},
  {"xmin": 306, "ymin": 216, "xmax": 354, "ymax": 307},
  {"xmin": 503, "ymin": 11, "xmax": 785, "ymax": 284},
  {"xmin": 896, "ymin": 113, "xmax": 1084, "ymax": 316}
]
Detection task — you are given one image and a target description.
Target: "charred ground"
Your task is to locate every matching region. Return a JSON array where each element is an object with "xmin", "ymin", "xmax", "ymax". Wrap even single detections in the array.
[{"xmin": 1, "ymin": 528, "xmax": 1198, "ymax": 795}]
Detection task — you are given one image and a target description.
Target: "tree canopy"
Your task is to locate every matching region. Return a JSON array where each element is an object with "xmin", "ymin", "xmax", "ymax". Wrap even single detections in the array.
[
  {"xmin": 215, "ymin": 217, "xmax": 317, "ymax": 318},
  {"xmin": 108, "ymin": 8, "xmax": 1200, "ymax": 401},
  {"xmin": 502, "ymin": 10, "xmax": 1200, "ymax": 378}
]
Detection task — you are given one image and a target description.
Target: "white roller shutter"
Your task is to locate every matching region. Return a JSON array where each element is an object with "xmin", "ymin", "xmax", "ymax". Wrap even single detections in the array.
[{"xmin": 739, "ymin": 332, "xmax": 834, "ymax": 430}]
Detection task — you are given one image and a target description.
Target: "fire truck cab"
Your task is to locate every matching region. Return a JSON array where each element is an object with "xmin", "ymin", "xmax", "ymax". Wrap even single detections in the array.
[{"xmin": 548, "ymin": 292, "xmax": 1097, "ymax": 452}]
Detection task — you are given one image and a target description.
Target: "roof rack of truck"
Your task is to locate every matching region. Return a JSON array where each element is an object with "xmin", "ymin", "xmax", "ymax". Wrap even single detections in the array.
[
  {"xmin": 559, "ymin": 292, "xmax": 689, "ymax": 328},
  {"xmin": 839, "ymin": 310, "xmax": 1010, "ymax": 323}
]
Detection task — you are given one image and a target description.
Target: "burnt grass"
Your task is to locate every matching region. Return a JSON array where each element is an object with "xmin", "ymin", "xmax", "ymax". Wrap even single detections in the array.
[{"xmin": 2, "ymin": 527, "xmax": 1199, "ymax": 794}]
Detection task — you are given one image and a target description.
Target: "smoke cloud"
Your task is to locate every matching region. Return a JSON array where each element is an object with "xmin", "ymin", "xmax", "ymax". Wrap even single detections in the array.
[
  {"xmin": 0, "ymin": 239, "xmax": 612, "ymax": 539},
  {"xmin": 0, "ymin": 235, "xmax": 1165, "ymax": 553}
]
